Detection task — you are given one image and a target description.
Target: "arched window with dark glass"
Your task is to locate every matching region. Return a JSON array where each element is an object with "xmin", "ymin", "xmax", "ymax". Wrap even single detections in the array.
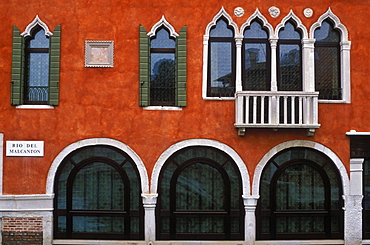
[
  {"xmin": 278, "ymin": 20, "xmax": 302, "ymax": 91},
  {"xmin": 314, "ymin": 20, "xmax": 341, "ymax": 100},
  {"xmin": 150, "ymin": 27, "xmax": 176, "ymax": 106},
  {"xmin": 243, "ymin": 19, "xmax": 270, "ymax": 91},
  {"xmin": 257, "ymin": 147, "xmax": 343, "ymax": 240},
  {"xmin": 24, "ymin": 25, "xmax": 50, "ymax": 104},
  {"xmin": 157, "ymin": 146, "xmax": 244, "ymax": 240},
  {"xmin": 54, "ymin": 145, "xmax": 143, "ymax": 240},
  {"xmin": 207, "ymin": 18, "xmax": 236, "ymax": 97}
]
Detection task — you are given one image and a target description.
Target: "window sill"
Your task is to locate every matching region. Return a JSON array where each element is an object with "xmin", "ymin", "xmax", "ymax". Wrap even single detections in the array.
[
  {"xmin": 16, "ymin": 105, "xmax": 54, "ymax": 109},
  {"xmin": 203, "ymin": 96, "xmax": 235, "ymax": 101},
  {"xmin": 318, "ymin": 99, "xmax": 348, "ymax": 104},
  {"xmin": 143, "ymin": 106, "xmax": 182, "ymax": 111}
]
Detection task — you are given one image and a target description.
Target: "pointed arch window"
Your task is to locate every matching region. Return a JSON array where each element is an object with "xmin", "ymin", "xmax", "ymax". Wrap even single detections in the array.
[
  {"xmin": 243, "ymin": 19, "xmax": 270, "ymax": 91},
  {"xmin": 11, "ymin": 16, "xmax": 61, "ymax": 106},
  {"xmin": 277, "ymin": 21, "xmax": 302, "ymax": 91},
  {"xmin": 257, "ymin": 147, "xmax": 343, "ymax": 240},
  {"xmin": 53, "ymin": 145, "xmax": 143, "ymax": 240},
  {"xmin": 314, "ymin": 20, "xmax": 341, "ymax": 100},
  {"xmin": 207, "ymin": 18, "xmax": 236, "ymax": 97},
  {"xmin": 139, "ymin": 17, "xmax": 187, "ymax": 108},
  {"xmin": 156, "ymin": 146, "xmax": 244, "ymax": 240}
]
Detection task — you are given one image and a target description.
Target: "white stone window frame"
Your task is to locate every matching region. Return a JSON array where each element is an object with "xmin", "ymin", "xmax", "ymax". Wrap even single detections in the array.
[
  {"xmin": 202, "ymin": 7, "xmax": 239, "ymax": 100},
  {"xmin": 310, "ymin": 8, "xmax": 351, "ymax": 103},
  {"xmin": 85, "ymin": 41, "xmax": 114, "ymax": 68},
  {"xmin": 202, "ymin": 8, "xmax": 351, "ymax": 104}
]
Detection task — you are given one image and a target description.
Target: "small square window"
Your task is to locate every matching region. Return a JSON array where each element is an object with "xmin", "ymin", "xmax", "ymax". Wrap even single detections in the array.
[{"xmin": 85, "ymin": 41, "xmax": 114, "ymax": 67}]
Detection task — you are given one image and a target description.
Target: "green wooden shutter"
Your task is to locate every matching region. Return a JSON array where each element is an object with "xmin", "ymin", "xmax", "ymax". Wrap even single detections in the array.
[
  {"xmin": 139, "ymin": 25, "xmax": 150, "ymax": 107},
  {"xmin": 49, "ymin": 25, "xmax": 61, "ymax": 106},
  {"xmin": 176, "ymin": 26, "xmax": 187, "ymax": 107},
  {"xmin": 11, "ymin": 25, "xmax": 24, "ymax": 106}
]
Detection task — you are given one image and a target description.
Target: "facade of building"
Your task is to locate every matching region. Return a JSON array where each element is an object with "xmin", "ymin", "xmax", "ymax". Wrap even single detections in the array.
[{"xmin": 0, "ymin": 0, "xmax": 369, "ymax": 244}]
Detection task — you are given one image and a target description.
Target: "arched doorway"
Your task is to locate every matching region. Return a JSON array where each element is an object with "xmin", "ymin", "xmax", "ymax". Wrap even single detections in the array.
[
  {"xmin": 156, "ymin": 146, "xmax": 244, "ymax": 240},
  {"xmin": 53, "ymin": 145, "xmax": 143, "ymax": 240},
  {"xmin": 257, "ymin": 147, "xmax": 344, "ymax": 240}
]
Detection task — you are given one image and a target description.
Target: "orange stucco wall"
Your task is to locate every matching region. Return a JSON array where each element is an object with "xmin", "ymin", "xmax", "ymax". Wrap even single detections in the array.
[{"xmin": 0, "ymin": 0, "xmax": 368, "ymax": 194}]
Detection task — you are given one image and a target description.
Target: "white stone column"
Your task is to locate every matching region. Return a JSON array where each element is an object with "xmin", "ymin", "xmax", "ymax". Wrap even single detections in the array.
[
  {"xmin": 344, "ymin": 158, "xmax": 364, "ymax": 245},
  {"xmin": 341, "ymin": 41, "xmax": 351, "ymax": 102},
  {"xmin": 142, "ymin": 193, "xmax": 158, "ymax": 244},
  {"xmin": 243, "ymin": 195, "xmax": 259, "ymax": 245},
  {"xmin": 269, "ymin": 38, "xmax": 278, "ymax": 91},
  {"xmin": 301, "ymin": 38, "xmax": 315, "ymax": 92},
  {"xmin": 235, "ymin": 36, "xmax": 243, "ymax": 92}
]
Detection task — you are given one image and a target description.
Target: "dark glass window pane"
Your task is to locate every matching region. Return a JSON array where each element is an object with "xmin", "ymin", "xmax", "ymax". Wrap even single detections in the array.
[
  {"xmin": 57, "ymin": 161, "xmax": 74, "ymax": 209},
  {"xmin": 279, "ymin": 22, "xmax": 301, "ymax": 40},
  {"xmin": 279, "ymin": 44, "xmax": 301, "ymax": 91},
  {"xmin": 244, "ymin": 21, "xmax": 267, "ymax": 39},
  {"xmin": 27, "ymin": 53, "xmax": 49, "ymax": 101},
  {"xmin": 276, "ymin": 164, "xmax": 325, "ymax": 210},
  {"xmin": 73, "ymin": 216, "xmax": 124, "ymax": 233},
  {"xmin": 314, "ymin": 20, "xmax": 341, "ymax": 100},
  {"xmin": 177, "ymin": 217, "xmax": 224, "ymax": 233},
  {"xmin": 315, "ymin": 46, "xmax": 340, "ymax": 99},
  {"xmin": 210, "ymin": 42, "xmax": 233, "ymax": 95},
  {"xmin": 72, "ymin": 162, "xmax": 125, "ymax": 210},
  {"xmin": 176, "ymin": 162, "xmax": 224, "ymax": 210},
  {"xmin": 58, "ymin": 216, "xmax": 66, "ymax": 233},
  {"xmin": 151, "ymin": 28, "xmax": 176, "ymax": 49},
  {"xmin": 150, "ymin": 54, "xmax": 175, "ymax": 105},
  {"xmin": 244, "ymin": 43, "xmax": 267, "ymax": 90},
  {"xmin": 30, "ymin": 29, "xmax": 49, "ymax": 48},
  {"xmin": 314, "ymin": 21, "xmax": 340, "ymax": 42},
  {"xmin": 210, "ymin": 19, "xmax": 233, "ymax": 37},
  {"xmin": 276, "ymin": 216, "xmax": 325, "ymax": 233}
]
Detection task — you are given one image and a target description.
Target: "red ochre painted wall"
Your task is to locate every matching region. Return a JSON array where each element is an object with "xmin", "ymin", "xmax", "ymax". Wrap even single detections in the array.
[{"xmin": 0, "ymin": 0, "xmax": 368, "ymax": 194}]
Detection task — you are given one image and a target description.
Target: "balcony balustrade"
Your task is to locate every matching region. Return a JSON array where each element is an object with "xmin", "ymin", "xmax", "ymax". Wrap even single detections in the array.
[{"xmin": 235, "ymin": 91, "xmax": 320, "ymax": 136}]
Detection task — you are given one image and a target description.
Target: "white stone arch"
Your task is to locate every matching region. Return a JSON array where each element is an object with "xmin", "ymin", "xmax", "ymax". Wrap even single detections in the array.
[
  {"xmin": 275, "ymin": 10, "xmax": 308, "ymax": 39},
  {"xmin": 46, "ymin": 138, "xmax": 149, "ymax": 195},
  {"xmin": 150, "ymin": 139, "xmax": 250, "ymax": 196},
  {"xmin": 240, "ymin": 8, "xmax": 274, "ymax": 39},
  {"xmin": 309, "ymin": 8, "xmax": 349, "ymax": 42},
  {"xmin": 204, "ymin": 7, "xmax": 238, "ymax": 37},
  {"xmin": 147, "ymin": 15, "xmax": 178, "ymax": 38},
  {"xmin": 252, "ymin": 140, "xmax": 349, "ymax": 196},
  {"xmin": 21, "ymin": 15, "xmax": 53, "ymax": 37}
]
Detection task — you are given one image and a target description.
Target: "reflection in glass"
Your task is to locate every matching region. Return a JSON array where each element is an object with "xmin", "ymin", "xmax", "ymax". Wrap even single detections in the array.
[
  {"xmin": 210, "ymin": 42, "xmax": 233, "ymax": 94},
  {"xmin": 277, "ymin": 21, "xmax": 301, "ymax": 91},
  {"xmin": 279, "ymin": 44, "xmax": 301, "ymax": 91},
  {"xmin": 72, "ymin": 162, "xmax": 124, "ymax": 210},
  {"xmin": 208, "ymin": 18, "xmax": 235, "ymax": 97},
  {"xmin": 243, "ymin": 20, "xmax": 269, "ymax": 91}
]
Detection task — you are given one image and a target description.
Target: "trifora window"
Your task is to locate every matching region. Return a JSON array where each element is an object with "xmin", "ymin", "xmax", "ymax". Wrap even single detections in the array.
[
  {"xmin": 156, "ymin": 146, "xmax": 244, "ymax": 240},
  {"xmin": 53, "ymin": 145, "xmax": 143, "ymax": 240},
  {"xmin": 257, "ymin": 147, "xmax": 343, "ymax": 240}
]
